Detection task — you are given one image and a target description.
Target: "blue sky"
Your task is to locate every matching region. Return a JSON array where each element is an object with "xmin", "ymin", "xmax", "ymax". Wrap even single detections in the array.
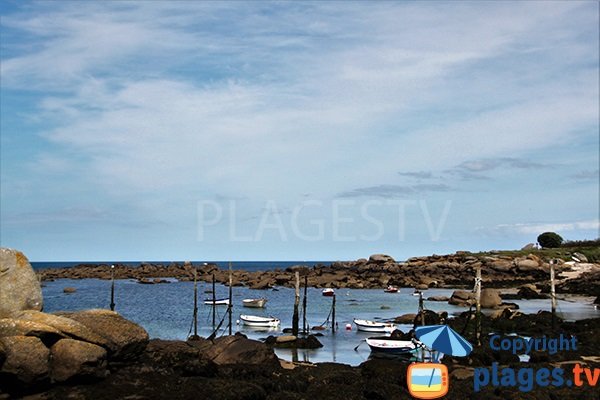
[{"xmin": 1, "ymin": 1, "xmax": 598, "ymax": 261}]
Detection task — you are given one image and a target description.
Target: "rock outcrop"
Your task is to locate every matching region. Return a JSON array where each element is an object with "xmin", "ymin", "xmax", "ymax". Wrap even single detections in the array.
[
  {"xmin": 50, "ymin": 339, "xmax": 107, "ymax": 382},
  {"xmin": 55, "ymin": 309, "xmax": 149, "ymax": 360},
  {"xmin": 0, "ymin": 336, "xmax": 50, "ymax": 384},
  {"xmin": 0, "ymin": 248, "xmax": 43, "ymax": 318},
  {"xmin": 202, "ymin": 333, "xmax": 279, "ymax": 367},
  {"xmin": 480, "ymin": 288, "xmax": 502, "ymax": 309}
]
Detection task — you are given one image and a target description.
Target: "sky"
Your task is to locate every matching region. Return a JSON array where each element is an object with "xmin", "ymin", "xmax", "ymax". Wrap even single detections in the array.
[{"xmin": 0, "ymin": 1, "xmax": 598, "ymax": 262}]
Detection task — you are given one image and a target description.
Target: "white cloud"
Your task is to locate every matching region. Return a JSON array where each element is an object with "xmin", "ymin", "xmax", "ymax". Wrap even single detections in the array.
[
  {"xmin": 489, "ymin": 220, "xmax": 600, "ymax": 235},
  {"xmin": 2, "ymin": 1, "xmax": 598, "ymax": 220}
]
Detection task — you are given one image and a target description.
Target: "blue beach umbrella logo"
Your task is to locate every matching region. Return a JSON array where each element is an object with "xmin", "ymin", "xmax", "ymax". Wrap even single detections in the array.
[{"xmin": 415, "ymin": 325, "xmax": 473, "ymax": 357}]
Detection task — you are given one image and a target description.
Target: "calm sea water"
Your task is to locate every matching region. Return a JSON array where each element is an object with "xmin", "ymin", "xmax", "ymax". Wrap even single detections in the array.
[
  {"xmin": 32, "ymin": 261, "xmax": 331, "ymax": 272},
  {"xmin": 40, "ymin": 278, "xmax": 599, "ymax": 366}
]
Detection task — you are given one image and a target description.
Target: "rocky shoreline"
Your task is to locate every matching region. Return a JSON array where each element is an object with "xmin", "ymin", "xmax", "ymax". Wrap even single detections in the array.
[
  {"xmin": 37, "ymin": 253, "xmax": 600, "ymax": 298},
  {"xmin": 3, "ymin": 312, "xmax": 599, "ymax": 400}
]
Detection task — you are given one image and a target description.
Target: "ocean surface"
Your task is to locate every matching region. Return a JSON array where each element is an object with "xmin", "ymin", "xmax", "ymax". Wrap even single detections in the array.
[
  {"xmin": 32, "ymin": 261, "xmax": 331, "ymax": 271},
  {"xmin": 40, "ymin": 278, "xmax": 599, "ymax": 366}
]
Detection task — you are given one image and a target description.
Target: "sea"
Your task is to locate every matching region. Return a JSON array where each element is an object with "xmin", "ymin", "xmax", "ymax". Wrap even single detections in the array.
[{"xmin": 33, "ymin": 261, "xmax": 599, "ymax": 366}]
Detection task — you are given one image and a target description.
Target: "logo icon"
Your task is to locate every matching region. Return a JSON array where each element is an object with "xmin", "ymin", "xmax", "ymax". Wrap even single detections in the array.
[
  {"xmin": 407, "ymin": 325, "xmax": 473, "ymax": 399},
  {"xmin": 407, "ymin": 363, "xmax": 449, "ymax": 399}
]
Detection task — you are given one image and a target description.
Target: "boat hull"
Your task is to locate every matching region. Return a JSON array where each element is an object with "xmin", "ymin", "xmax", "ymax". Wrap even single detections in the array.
[
  {"xmin": 240, "ymin": 315, "xmax": 280, "ymax": 327},
  {"xmin": 366, "ymin": 338, "xmax": 417, "ymax": 355},
  {"xmin": 354, "ymin": 319, "xmax": 396, "ymax": 333},
  {"xmin": 204, "ymin": 298, "xmax": 230, "ymax": 305},
  {"xmin": 243, "ymin": 298, "xmax": 267, "ymax": 308}
]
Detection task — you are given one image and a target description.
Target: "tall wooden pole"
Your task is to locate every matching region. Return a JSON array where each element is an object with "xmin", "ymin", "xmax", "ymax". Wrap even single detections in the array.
[
  {"xmin": 303, "ymin": 275, "xmax": 308, "ymax": 334},
  {"xmin": 292, "ymin": 272, "xmax": 300, "ymax": 336},
  {"xmin": 212, "ymin": 273, "xmax": 216, "ymax": 328},
  {"xmin": 332, "ymin": 294, "xmax": 336, "ymax": 333},
  {"xmin": 228, "ymin": 262, "xmax": 233, "ymax": 335},
  {"xmin": 550, "ymin": 259, "xmax": 557, "ymax": 330},
  {"xmin": 110, "ymin": 265, "xmax": 115, "ymax": 311},
  {"xmin": 475, "ymin": 264, "xmax": 482, "ymax": 346},
  {"xmin": 193, "ymin": 263, "xmax": 198, "ymax": 338}
]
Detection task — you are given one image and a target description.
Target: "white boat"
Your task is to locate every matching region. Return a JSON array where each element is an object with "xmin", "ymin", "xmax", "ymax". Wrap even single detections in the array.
[
  {"xmin": 242, "ymin": 298, "xmax": 267, "ymax": 308},
  {"xmin": 322, "ymin": 288, "xmax": 335, "ymax": 297},
  {"xmin": 239, "ymin": 314, "xmax": 280, "ymax": 327},
  {"xmin": 204, "ymin": 298, "xmax": 230, "ymax": 305},
  {"xmin": 353, "ymin": 319, "xmax": 396, "ymax": 333},
  {"xmin": 366, "ymin": 338, "xmax": 418, "ymax": 354}
]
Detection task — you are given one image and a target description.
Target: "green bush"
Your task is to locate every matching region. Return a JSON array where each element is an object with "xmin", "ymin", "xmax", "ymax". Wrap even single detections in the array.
[{"xmin": 537, "ymin": 232, "xmax": 564, "ymax": 248}]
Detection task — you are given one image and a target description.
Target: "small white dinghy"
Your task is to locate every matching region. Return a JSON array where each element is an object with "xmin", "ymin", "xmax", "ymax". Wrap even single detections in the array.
[
  {"xmin": 353, "ymin": 319, "xmax": 396, "ymax": 333},
  {"xmin": 242, "ymin": 298, "xmax": 267, "ymax": 308},
  {"xmin": 239, "ymin": 314, "xmax": 280, "ymax": 327},
  {"xmin": 204, "ymin": 298, "xmax": 230, "ymax": 306},
  {"xmin": 366, "ymin": 338, "xmax": 418, "ymax": 355}
]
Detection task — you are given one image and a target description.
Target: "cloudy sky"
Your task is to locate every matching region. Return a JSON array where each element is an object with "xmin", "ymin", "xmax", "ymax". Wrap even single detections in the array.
[{"xmin": 1, "ymin": 1, "xmax": 598, "ymax": 261}]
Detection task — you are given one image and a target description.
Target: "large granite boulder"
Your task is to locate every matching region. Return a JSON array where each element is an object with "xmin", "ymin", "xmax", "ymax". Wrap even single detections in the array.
[
  {"xmin": 368, "ymin": 254, "xmax": 395, "ymax": 264},
  {"xmin": 448, "ymin": 290, "xmax": 474, "ymax": 306},
  {"xmin": 480, "ymin": 288, "xmax": 502, "ymax": 308},
  {"xmin": 0, "ymin": 248, "xmax": 43, "ymax": 318},
  {"xmin": 15, "ymin": 310, "xmax": 109, "ymax": 348},
  {"xmin": 50, "ymin": 338, "xmax": 107, "ymax": 382},
  {"xmin": 202, "ymin": 333, "xmax": 279, "ymax": 367},
  {"xmin": 55, "ymin": 309, "xmax": 148, "ymax": 360},
  {"xmin": 0, "ymin": 336, "xmax": 50, "ymax": 383},
  {"xmin": 0, "ymin": 318, "xmax": 64, "ymax": 341}
]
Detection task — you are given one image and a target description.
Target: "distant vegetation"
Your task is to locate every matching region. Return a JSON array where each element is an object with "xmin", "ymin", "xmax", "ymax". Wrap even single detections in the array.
[
  {"xmin": 473, "ymin": 237, "xmax": 600, "ymax": 263},
  {"xmin": 561, "ymin": 238, "xmax": 600, "ymax": 248},
  {"xmin": 537, "ymin": 231, "xmax": 564, "ymax": 248}
]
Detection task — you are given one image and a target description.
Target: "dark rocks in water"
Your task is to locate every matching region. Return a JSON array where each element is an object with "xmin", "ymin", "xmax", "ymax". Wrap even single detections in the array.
[
  {"xmin": 62, "ymin": 287, "xmax": 77, "ymax": 294},
  {"xmin": 413, "ymin": 310, "xmax": 443, "ymax": 326},
  {"xmin": 480, "ymin": 288, "xmax": 502, "ymax": 308},
  {"xmin": 389, "ymin": 329, "xmax": 413, "ymax": 340},
  {"xmin": 427, "ymin": 295, "xmax": 449, "ymax": 302},
  {"xmin": 449, "ymin": 290, "xmax": 474, "ymax": 306},
  {"xmin": 394, "ymin": 313, "xmax": 416, "ymax": 324},
  {"xmin": 265, "ymin": 334, "xmax": 323, "ymax": 349},
  {"xmin": 202, "ymin": 333, "xmax": 280, "ymax": 367},
  {"xmin": 519, "ymin": 285, "xmax": 548, "ymax": 299},
  {"xmin": 143, "ymin": 339, "xmax": 216, "ymax": 376}
]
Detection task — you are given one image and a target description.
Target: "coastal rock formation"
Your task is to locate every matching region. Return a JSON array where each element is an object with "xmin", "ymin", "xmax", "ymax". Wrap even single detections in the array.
[
  {"xmin": 0, "ymin": 336, "xmax": 50, "ymax": 384},
  {"xmin": 202, "ymin": 333, "xmax": 279, "ymax": 367},
  {"xmin": 480, "ymin": 288, "xmax": 502, "ymax": 308},
  {"xmin": 35, "ymin": 251, "xmax": 600, "ymax": 298},
  {"xmin": 55, "ymin": 309, "xmax": 149, "ymax": 360},
  {"xmin": 0, "ymin": 248, "xmax": 43, "ymax": 318},
  {"xmin": 15, "ymin": 310, "xmax": 109, "ymax": 348},
  {"xmin": 0, "ymin": 317, "xmax": 64, "ymax": 340},
  {"xmin": 143, "ymin": 339, "xmax": 217, "ymax": 376},
  {"xmin": 50, "ymin": 339, "xmax": 107, "ymax": 382},
  {"xmin": 448, "ymin": 290, "xmax": 474, "ymax": 306}
]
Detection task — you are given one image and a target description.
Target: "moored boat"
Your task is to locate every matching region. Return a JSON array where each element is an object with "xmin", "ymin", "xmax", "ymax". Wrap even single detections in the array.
[
  {"xmin": 384, "ymin": 286, "xmax": 399, "ymax": 293},
  {"xmin": 353, "ymin": 319, "xmax": 396, "ymax": 333},
  {"xmin": 239, "ymin": 314, "xmax": 280, "ymax": 327},
  {"xmin": 366, "ymin": 337, "xmax": 418, "ymax": 355},
  {"xmin": 204, "ymin": 298, "xmax": 230, "ymax": 305},
  {"xmin": 242, "ymin": 298, "xmax": 267, "ymax": 308},
  {"xmin": 322, "ymin": 288, "xmax": 335, "ymax": 297}
]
